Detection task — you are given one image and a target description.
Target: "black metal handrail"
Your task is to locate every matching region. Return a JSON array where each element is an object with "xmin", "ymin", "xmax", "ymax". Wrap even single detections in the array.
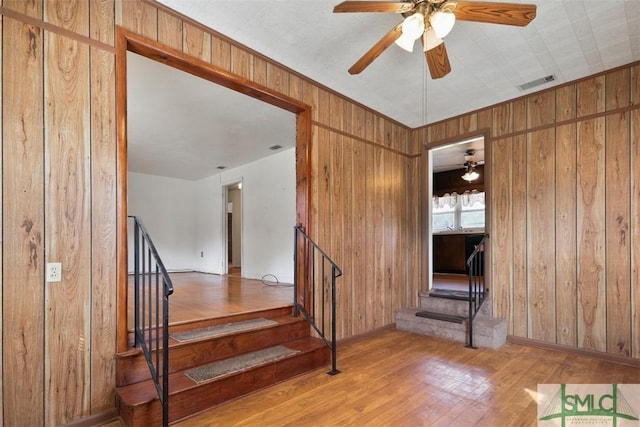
[
  {"xmin": 465, "ymin": 233, "xmax": 489, "ymax": 349},
  {"xmin": 293, "ymin": 225, "xmax": 342, "ymax": 375},
  {"xmin": 129, "ymin": 216, "xmax": 174, "ymax": 427}
]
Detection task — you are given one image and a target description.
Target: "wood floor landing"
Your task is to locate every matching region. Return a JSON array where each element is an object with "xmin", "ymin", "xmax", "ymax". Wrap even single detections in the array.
[{"xmin": 127, "ymin": 271, "xmax": 294, "ymax": 327}]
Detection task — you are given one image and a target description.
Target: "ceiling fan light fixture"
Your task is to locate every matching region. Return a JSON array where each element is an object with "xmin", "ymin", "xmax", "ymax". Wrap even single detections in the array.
[
  {"xmin": 395, "ymin": 33, "xmax": 416, "ymax": 52},
  {"xmin": 462, "ymin": 169, "xmax": 479, "ymax": 182},
  {"xmin": 423, "ymin": 28, "xmax": 443, "ymax": 51},
  {"xmin": 430, "ymin": 10, "xmax": 455, "ymax": 39},
  {"xmin": 401, "ymin": 12, "xmax": 425, "ymax": 39}
]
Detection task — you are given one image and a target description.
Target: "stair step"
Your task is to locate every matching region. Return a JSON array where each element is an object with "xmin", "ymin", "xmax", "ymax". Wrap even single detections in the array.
[
  {"xmin": 415, "ymin": 310, "xmax": 466, "ymax": 323},
  {"xmin": 419, "ymin": 291, "xmax": 492, "ymax": 317},
  {"xmin": 116, "ymin": 308, "xmax": 307, "ymax": 386},
  {"xmin": 396, "ymin": 308, "xmax": 507, "ymax": 349},
  {"xmin": 116, "ymin": 336, "xmax": 329, "ymax": 426}
]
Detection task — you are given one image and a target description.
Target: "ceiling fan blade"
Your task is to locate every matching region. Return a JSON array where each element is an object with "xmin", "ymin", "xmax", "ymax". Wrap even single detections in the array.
[
  {"xmin": 348, "ymin": 23, "xmax": 402, "ymax": 74},
  {"xmin": 333, "ymin": 1, "xmax": 414, "ymax": 13},
  {"xmin": 452, "ymin": 1, "xmax": 536, "ymax": 26},
  {"xmin": 425, "ymin": 42, "xmax": 451, "ymax": 79}
]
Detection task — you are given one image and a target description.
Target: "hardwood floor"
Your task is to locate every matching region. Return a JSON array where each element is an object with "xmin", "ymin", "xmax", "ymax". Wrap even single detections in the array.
[
  {"xmin": 170, "ymin": 329, "xmax": 638, "ymax": 427},
  {"xmin": 432, "ymin": 273, "xmax": 468, "ymax": 291},
  {"xmin": 127, "ymin": 272, "xmax": 294, "ymax": 326}
]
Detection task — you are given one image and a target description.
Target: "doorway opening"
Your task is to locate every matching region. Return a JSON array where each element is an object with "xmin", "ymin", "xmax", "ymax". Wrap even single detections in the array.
[
  {"xmin": 424, "ymin": 133, "xmax": 489, "ymax": 293},
  {"xmin": 116, "ymin": 29, "xmax": 312, "ymax": 352},
  {"xmin": 223, "ymin": 181, "xmax": 243, "ymax": 276}
]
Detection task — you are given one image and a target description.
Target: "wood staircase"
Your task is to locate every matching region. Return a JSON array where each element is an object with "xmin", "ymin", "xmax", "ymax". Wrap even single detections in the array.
[{"xmin": 115, "ymin": 306, "xmax": 330, "ymax": 426}]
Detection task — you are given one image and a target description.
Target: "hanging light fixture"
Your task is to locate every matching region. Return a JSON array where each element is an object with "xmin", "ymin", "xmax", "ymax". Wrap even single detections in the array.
[
  {"xmin": 461, "ymin": 149, "xmax": 479, "ymax": 182},
  {"xmin": 461, "ymin": 166, "xmax": 479, "ymax": 182},
  {"xmin": 395, "ymin": 12, "xmax": 425, "ymax": 52},
  {"xmin": 430, "ymin": 8, "xmax": 456, "ymax": 39}
]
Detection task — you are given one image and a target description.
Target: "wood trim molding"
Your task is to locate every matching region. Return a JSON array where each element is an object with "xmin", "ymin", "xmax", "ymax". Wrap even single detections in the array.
[
  {"xmin": 115, "ymin": 27, "xmax": 312, "ymax": 352},
  {"xmin": 59, "ymin": 409, "xmax": 119, "ymax": 427},
  {"xmin": 312, "ymin": 120, "xmax": 412, "ymax": 157},
  {"xmin": 508, "ymin": 335, "xmax": 640, "ymax": 368}
]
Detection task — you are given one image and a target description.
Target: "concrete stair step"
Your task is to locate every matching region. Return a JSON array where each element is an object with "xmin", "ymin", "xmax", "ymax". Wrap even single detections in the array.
[
  {"xmin": 419, "ymin": 291, "xmax": 492, "ymax": 317},
  {"xmin": 395, "ymin": 308, "xmax": 507, "ymax": 349}
]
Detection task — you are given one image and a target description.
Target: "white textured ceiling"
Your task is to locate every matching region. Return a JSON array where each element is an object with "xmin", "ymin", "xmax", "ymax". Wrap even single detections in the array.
[
  {"xmin": 127, "ymin": 52, "xmax": 295, "ymax": 180},
  {"xmin": 157, "ymin": 0, "xmax": 639, "ymax": 128},
  {"xmin": 134, "ymin": 0, "xmax": 639, "ymax": 180}
]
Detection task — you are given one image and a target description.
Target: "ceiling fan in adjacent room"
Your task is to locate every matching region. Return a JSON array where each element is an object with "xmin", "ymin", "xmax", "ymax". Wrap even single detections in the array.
[{"xmin": 333, "ymin": 0, "xmax": 537, "ymax": 79}]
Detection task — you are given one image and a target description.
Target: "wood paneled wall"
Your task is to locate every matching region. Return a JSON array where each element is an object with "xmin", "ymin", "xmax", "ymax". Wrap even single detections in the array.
[
  {"xmin": 412, "ymin": 63, "xmax": 640, "ymax": 360},
  {"xmin": 1, "ymin": 0, "xmax": 418, "ymax": 424},
  {"xmin": 1, "ymin": 0, "xmax": 637, "ymax": 424}
]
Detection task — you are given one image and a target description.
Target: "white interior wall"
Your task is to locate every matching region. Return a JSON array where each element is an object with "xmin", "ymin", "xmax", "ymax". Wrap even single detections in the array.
[
  {"xmin": 218, "ymin": 148, "xmax": 296, "ymax": 283},
  {"xmin": 128, "ymin": 172, "xmax": 198, "ymax": 271},
  {"xmin": 128, "ymin": 148, "xmax": 295, "ymax": 282}
]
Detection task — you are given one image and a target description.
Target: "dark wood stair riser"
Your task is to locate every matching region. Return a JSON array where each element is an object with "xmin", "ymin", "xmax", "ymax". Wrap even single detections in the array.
[
  {"xmin": 116, "ymin": 317, "xmax": 309, "ymax": 386},
  {"xmin": 117, "ymin": 341, "xmax": 329, "ymax": 426}
]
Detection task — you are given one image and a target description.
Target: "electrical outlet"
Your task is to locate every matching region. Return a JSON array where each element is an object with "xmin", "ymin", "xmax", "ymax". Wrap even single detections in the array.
[
  {"xmin": 200, "ymin": 251, "xmax": 204, "ymax": 258},
  {"xmin": 46, "ymin": 262, "xmax": 62, "ymax": 282}
]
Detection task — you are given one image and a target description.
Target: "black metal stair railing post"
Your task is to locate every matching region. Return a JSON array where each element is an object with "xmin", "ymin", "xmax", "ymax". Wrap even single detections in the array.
[
  {"xmin": 292, "ymin": 226, "xmax": 342, "ymax": 376},
  {"xmin": 129, "ymin": 216, "xmax": 174, "ymax": 427},
  {"xmin": 465, "ymin": 234, "xmax": 488, "ymax": 350}
]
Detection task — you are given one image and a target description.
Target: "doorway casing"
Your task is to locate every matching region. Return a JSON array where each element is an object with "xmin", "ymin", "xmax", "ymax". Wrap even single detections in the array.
[
  {"xmin": 421, "ymin": 129, "xmax": 492, "ymax": 294},
  {"xmin": 115, "ymin": 28, "xmax": 312, "ymax": 352}
]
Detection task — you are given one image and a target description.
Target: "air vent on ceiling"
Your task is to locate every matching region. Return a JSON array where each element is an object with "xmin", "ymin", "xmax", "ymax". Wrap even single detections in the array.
[
  {"xmin": 216, "ymin": 166, "xmax": 226, "ymax": 170},
  {"xmin": 269, "ymin": 144, "xmax": 283, "ymax": 150},
  {"xmin": 517, "ymin": 75, "xmax": 555, "ymax": 91}
]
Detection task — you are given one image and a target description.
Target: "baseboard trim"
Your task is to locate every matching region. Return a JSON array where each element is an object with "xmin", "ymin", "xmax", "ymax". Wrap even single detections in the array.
[
  {"xmin": 60, "ymin": 408, "xmax": 120, "ymax": 427},
  {"xmin": 338, "ymin": 324, "xmax": 397, "ymax": 347},
  {"xmin": 507, "ymin": 336, "xmax": 639, "ymax": 368}
]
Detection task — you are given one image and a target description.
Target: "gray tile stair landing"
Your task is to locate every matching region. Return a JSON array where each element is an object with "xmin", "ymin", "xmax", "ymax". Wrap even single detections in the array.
[{"xmin": 396, "ymin": 291, "xmax": 507, "ymax": 349}]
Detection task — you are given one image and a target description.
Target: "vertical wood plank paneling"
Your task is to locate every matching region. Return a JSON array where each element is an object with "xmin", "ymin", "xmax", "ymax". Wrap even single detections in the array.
[
  {"xmin": 492, "ymin": 103, "xmax": 512, "ymax": 137},
  {"xmin": 631, "ymin": 107, "xmax": 640, "ymax": 359},
  {"xmin": 577, "ymin": 76, "xmax": 605, "ymax": 117},
  {"xmin": 526, "ymin": 129, "xmax": 556, "ymax": 342},
  {"xmin": 363, "ymin": 111, "xmax": 375, "ymax": 330},
  {"xmin": 329, "ymin": 94, "xmax": 344, "ymax": 337},
  {"xmin": 556, "ymin": 84, "xmax": 576, "ymax": 122},
  {"xmin": 230, "ymin": 45, "xmax": 252, "ymax": 80},
  {"xmin": 477, "ymin": 109, "xmax": 492, "ymax": 130},
  {"xmin": 45, "ymin": 0, "xmax": 89, "ymax": 34},
  {"xmin": 89, "ymin": 48, "xmax": 117, "ymax": 414},
  {"xmin": 513, "ymin": 99, "xmax": 527, "ymax": 132},
  {"xmin": 267, "ymin": 63, "xmax": 289, "ymax": 96},
  {"xmin": 555, "ymin": 124, "xmax": 577, "ymax": 346},
  {"xmin": 604, "ymin": 109, "xmax": 630, "ymax": 356},
  {"xmin": 576, "ymin": 117, "xmax": 606, "ymax": 352},
  {"xmin": 2, "ymin": 17, "xmax": 45, "ymax": 427},
  {"xmin": 445, "ymin": 118, "xmax": 458, "ymax": 138},
  {"xmin": 459, "ymin": 112, "xmax": 477, "ymax": 134},
  {"xmin": 631, "ymin": 64, "xmax": 640, "ymax": 359},
  {"xmin": 350, "ymin": 106, "xmax": 366, "ymax": 335},
  {"xmin": 116, "ymin": 0, "xmax": 157, "ymax": 40},
  {"xmin": 527, "ymin": 91, "xmax": 555, "ymax": 128},
  {"xmin": 490, "ymin": 137, "xmax": 513, "ymax": 326},
  {"xmin": 44, "ymin": 30, "xmax": 92, "ymax": 425},
  {"xmin": 90, "ymin": 0, "xmax": 115, "ymax": 46},
  {"xmin": 341, "ymin": 134, "xmax": 354, "ymax": 337},
  {"xmin": 211, "ymin": 36, "xmax": 231, "ymax": 72},
  {"xmin": 157, "ymin": 10, "xmax": 182, "ymax": 51},
  {"xmin": 604, "ymin": 68, "xmax": 631, "ymax": 356},
  {"xmin": 511, "ymin": 134, "xmax": 528, "ymax": 337},
  {"xmin": 183, "ymin": 22, "xmax": 211, "ymax": 62},
  {"xmin": 365, "ymin": 111, "xmax": 383, "ymax": 329},
  {"xmin": 0, "ymin": 13, "xmax": 3, "ymax": 424},
  {"xmin": 288, "ymin": 73, "xmax": 303, "ymax": 103},
  {"xmin": 253, "ymin": 56, "xmax": 268, "ymax": 87}
]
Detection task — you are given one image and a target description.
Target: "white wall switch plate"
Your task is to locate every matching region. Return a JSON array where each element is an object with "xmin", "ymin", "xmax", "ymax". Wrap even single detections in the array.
[{"xmin": 46, "ymin": 262, "xmax": 62, "ymax": 282}]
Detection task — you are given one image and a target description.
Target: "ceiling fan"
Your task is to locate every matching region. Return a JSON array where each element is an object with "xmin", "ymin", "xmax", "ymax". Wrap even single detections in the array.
[{"xmin": 333, "ymin": 0, "xmax": 537, "ymax": 79}]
